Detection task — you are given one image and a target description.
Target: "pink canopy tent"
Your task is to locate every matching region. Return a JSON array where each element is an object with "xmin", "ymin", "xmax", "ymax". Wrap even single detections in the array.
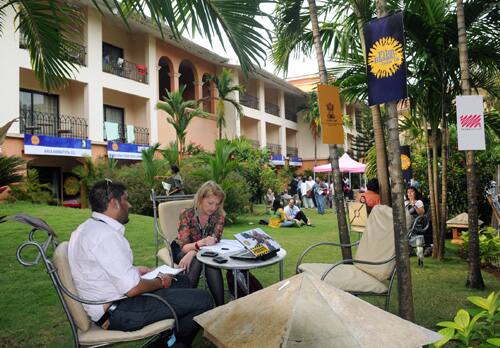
[{"xmin": 314, "ymin": 153, "xmax": 366, "ymax": 173}]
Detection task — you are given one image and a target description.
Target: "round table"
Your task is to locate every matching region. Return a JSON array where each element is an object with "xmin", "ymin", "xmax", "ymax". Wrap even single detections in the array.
[{"xmin": 196, "ymin": 248, "xmax": 287, "ymax": 299}]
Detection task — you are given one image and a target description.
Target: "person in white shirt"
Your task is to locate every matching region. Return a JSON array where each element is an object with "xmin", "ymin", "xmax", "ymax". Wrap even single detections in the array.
[
  {"xmin": 68, "ymin": 180, "xmax": 212, "ymax": 347},
  {"xmin": 305, "ymin": 176, "xmax": 315, "ymax": 208},
  {"xmin": 284, "ymin": 198, "xmax": 313, "ymax": 226}
]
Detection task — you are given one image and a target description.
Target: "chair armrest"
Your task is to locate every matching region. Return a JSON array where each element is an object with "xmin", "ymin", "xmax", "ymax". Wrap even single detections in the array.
[
  {"xmin": 295, "ymin": 241, "xmax": 360, "ymax": 274},
  {"xmin": 320, "ymin": 255, "xmax": 396, "ymax": 280}
]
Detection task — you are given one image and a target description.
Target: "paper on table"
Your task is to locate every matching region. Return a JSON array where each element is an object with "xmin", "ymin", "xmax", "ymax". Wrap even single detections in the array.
[
  {"xmin": 141, "ymin": 265, "xmax": 184, "ymax": 280},
  {"xmin": 200, "ymin": 239, "xmax": 245, "ymax": 256}
]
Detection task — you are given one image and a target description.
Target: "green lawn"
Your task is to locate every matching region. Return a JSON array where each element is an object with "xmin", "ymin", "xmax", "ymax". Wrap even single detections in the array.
[{"xmin": 0, "ymin": 202, "xmax": 498, "ymax": 347}]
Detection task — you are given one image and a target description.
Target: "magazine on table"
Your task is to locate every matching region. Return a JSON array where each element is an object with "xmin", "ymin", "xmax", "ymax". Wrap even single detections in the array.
[{"xmin": 234, "ymin": 228, "xmax": 281, "ymax": 257}]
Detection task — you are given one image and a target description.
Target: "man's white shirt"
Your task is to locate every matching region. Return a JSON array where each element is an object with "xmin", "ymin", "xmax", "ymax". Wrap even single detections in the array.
[
  {"xmin": 68, "ymin": 212, "xmax": 140, "ymax": 321},
  {"xmin": 284, "ymin": 205, "xmax": 300, "ymax": 219}
]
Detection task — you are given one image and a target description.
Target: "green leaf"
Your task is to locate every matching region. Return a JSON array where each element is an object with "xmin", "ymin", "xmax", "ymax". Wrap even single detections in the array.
[
  {"xmin": 468, "ymin": 295, "xmax": 490, "ymax": 311},
  {"xmin": 437, "ymin": 321, "xmax": 462, "ymax": 330},
  {"xmin": 487, "ymin": 338, "xmax": 500, "ymax": 347},
  {"xmin": 455, "ymin": 309, "xmax": 471, "ymax": 331},
  {"xmin": 432, "ymin": 327, "xmax": 455, "ymax": 348}
]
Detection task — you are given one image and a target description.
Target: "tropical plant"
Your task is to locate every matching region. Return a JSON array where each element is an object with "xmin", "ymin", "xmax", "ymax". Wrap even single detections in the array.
[
  {"xmin": 460, "ymin": 227, "xmax": 500, "ymax": 268},
  {"xmin": 157, "ymin": 85, "xmax": 208, "ymax": 161},
  {"xmin": 0, "ymin": 155, "xmax": 25, "ymax": 186},
  {"xmin": 10, "ymin": 168, "xmax": 53, "ymax": 204},
  {"xmin": 206, "ymin": 68, "xmax": 245, "ymax": 139},
  {"xmin": 1, "ymin": 0, "xmax": 270, "ymax": 90},
  {"xmin": 160, "ymin": 141, "xmax": 180, "ymax": 166},
  {"xmin": 208, "ymin": 140, "xmax": 238, "ymax": 184},
  {"xmin": 141, "ymin": 143, "xmax": 168, "ymax": 188},
  {"xmin": 432, "ymin": 292, "xmax": 499, "ymax": 347}
]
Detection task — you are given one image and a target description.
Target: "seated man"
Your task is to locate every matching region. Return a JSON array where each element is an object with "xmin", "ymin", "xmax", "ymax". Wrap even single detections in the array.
[
  {"xmin": 68, "ymin": 180, "xmax": 213, "ymax": 347},
  {"xmin": 284, "ymin": 198, "xmax": 312, "ymax": 226}
]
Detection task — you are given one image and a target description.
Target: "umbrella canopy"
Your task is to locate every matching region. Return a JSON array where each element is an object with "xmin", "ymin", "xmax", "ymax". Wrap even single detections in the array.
[
  {"xmin": 314, "ymin": 153, "xmax": 366, "ymax": 173},
  {"xmin": 194, "ymin": 273, "xmax": 441, "ymax": 348}
]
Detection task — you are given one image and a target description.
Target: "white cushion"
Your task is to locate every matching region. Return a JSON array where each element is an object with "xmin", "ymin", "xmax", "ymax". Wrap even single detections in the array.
[
  {"xmin": 78, "ymin": 320, "xmax": 174, "ymax": 345},
  {"xmin": 298, "ymin": 263, "xmax": 388, "ymax": 294}
]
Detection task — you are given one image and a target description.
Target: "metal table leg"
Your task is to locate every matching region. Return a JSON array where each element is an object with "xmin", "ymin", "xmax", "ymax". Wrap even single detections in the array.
[
  {"xmin": 279, "ymin": 260, "xmax": 284, "ymax": 281},
  {"xmin": 232, "ymin": 269, "xmax": 238, "ymax": 299}
]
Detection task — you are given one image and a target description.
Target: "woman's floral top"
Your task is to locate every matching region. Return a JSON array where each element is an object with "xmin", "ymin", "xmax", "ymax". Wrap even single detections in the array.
[{"xmin": 176, "ymin": 207, "xmax": 224, "ymax": 247}]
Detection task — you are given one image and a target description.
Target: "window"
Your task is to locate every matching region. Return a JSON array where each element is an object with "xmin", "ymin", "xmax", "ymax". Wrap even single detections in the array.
[
  {"xmin": 19, "ymin": 89, "xmax": 59, "ymax": 135},
  {"xmin": 102, "ymin": 42, "xmax": 123, "ymax": 65},
  {"xmin": 103, "ymin": 105, "xmax": 125, "ymax": 142}
]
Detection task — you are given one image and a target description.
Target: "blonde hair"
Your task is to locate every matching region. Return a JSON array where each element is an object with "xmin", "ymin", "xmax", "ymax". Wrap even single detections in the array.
[{"xmin": 193, "ymin": 180, "xmax": 226, "ymax": 216}]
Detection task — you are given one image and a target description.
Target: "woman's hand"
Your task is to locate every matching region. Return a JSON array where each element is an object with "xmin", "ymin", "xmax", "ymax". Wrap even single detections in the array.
[
  {"xmin": 178, "ymin": 250, "xmax": 196, "ymax": 272},
  {"xmin": 203, "ymin": 236, "xmax": 217, "ymax": 246}
]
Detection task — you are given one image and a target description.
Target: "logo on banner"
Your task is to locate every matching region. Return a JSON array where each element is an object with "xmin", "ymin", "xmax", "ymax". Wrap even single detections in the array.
[
  {"xmin": 31, "ymin": 135, "xmax": 40, "ymax": 145},
  {"xmin": 401, "ymin": 154, "xmax": 411, "ymax": 170},
  {"xmin": 326, "ymin": 103, "xmax": 335, "ymax": 119},
  {"xmin": 368, "ymin": 37, "xmax": 404, "ymax": 78},
  {"xmin": 112, "ymin": 143, "xmax": 119, "ymax": 151},
  {"xmin": 459, "ymin": 114, "xmax": 481, "ymax": 129}
]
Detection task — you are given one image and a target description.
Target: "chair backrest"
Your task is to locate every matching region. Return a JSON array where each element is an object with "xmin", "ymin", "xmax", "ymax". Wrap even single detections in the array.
[
  {"xmin": 53, "ymin": 241, "xmax": 92, "ymax": 332},
  {"xmin": 158, "ymin": 199, "xmax": 194, "ymax": 243},
  {"xmin": 347, "ymin": 202, "xmax": 368, "ymax": 233},
  {"xmin": 355, "ymin": 205, "xmax": 412, "ymax": 281}
]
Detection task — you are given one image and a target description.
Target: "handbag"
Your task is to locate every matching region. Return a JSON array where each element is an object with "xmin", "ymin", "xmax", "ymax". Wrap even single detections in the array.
[
  {"xmin": 226, "ymin": 270, "xmax": 263, "ymax": 297},
  {"xmin": 306, "ymin": 190, "xmax": 313, "ymax": 198}
]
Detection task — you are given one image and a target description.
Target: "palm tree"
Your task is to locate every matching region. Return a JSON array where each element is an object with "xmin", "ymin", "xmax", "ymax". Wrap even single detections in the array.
[
  {"xmin": 141, "ymin": 143, "xmax": 166, "ymax": 188},
  {"xmin": 208, "ymin": 140, "xmax": 238, "ymax": 183},
  {"xmin": 1, "ymin": 0, "xmax": 270, "ymax": 90},
  {"xmin": 157, "ymin": 85, "xmax": 208, "ymax": 161},
  {"xmin": 456, "ymin": 0, "xmax": 484, "ymax": 290},
  {"xmin": 298, "ymin": 92, "xmax": 321, "ymax": 167},
  {"xmin": 206, "ymin": 68, "xmax": 244, "ymax": 140}
]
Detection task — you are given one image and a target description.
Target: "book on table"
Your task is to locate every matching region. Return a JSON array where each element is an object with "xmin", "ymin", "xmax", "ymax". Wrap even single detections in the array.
[{"xmin": 231, "ymin": 228, "xmax": 281, "ymax": 261}]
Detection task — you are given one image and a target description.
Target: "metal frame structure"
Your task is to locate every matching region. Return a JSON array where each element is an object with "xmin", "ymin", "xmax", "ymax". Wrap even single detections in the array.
[
  {"xmin": 14, "ymin": 216, "xmax": 179, "ymax": 348},
  {"xmin": 151, "ymin": 189, "xmax": 195, "ymax": 267},
  {"xmin": 295, "ymin": 241, "xmax": 397, "ymax": 311}
]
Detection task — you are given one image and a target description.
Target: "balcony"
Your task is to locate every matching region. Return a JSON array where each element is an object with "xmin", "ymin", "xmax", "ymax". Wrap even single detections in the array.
[
  {"xmin": 265, "ymin": 102, "xmax": 280, "ymax": 116},
  {"xmin": 285, "ymin": 108, "xmax": 298, "ymax": 122},
  {"xmin": 19, "ymin": 34, "xmax": 86, "ymax": 66},
  {"xmin": 240, "ymin": 94, "xmax": 259, "ymax": 110},
  {"xmin": 103, "ymin": 57, "xmax": 148, "ymax": 84},
  {"xmin": 286, "ymin": 146, "xmax": 298, "ymax": 157},
  {"xmin": 266, "ymin": 143, "xmax": 281, "ymax": 155},
  {"xmin": 104, "ymin": 123, "xmax": 149, "ymax": 145},
  {"xmin": 20, "ymin": 108, "xmax": 88, "ymax": 139}
]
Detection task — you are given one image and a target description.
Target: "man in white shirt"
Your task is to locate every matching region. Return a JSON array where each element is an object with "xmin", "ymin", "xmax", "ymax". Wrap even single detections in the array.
[
  {"xmin": 284, "ymin": 198, "xmax": 312, "ymax": 226},
  {"xmin": 69, "ymin": 180, "xmax": 212, "ymax": 347}
]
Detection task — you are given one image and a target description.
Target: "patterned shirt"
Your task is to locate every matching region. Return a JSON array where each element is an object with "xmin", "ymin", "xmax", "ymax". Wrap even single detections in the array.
[{"xmin": 176, "ymin": 208, "xmax": 224, "ymax": 247}]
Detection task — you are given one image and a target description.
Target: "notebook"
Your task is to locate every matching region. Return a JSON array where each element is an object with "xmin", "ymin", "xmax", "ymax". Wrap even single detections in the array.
[{"xmin": 230, "ymin": 228, "xmax": 281, "ymax": 261}]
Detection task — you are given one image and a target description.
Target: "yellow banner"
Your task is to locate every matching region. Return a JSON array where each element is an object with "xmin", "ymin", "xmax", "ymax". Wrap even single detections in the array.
[{"xmin": 318, "ymin": 84, "xmax": 344, "ymax": 144}]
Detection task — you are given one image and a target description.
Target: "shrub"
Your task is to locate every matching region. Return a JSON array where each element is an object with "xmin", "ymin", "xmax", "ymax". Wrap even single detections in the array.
[
  {"xmin": 460, "ymin": 227, "xmax": 500, "ymax": 267},
  {"xmin": 432, "ymin": 292, "xmax": 499, "ymax": 347},
  {"xmin": 0, "ymin": 155, "xmax": 25, "ymax": 186},
  {"xmin": 10, "ymin": 168, "xmax": 53, "ymax": 204},
  {"xmin": 220, "ymin": 172, "xmax": 251, "ymax": 223}
]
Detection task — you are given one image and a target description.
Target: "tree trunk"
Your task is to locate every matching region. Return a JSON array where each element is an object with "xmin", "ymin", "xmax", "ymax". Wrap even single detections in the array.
[
  {"xmin": 456, "ymin": 0, "xmax": 484, "ymax": 289},
  {"xmin": 438, "ymin": 116, "xmax": 448, "ymax": 260},
  {"xmin": 377, "ymin": 0, "xmax": 415, "ymax": 322},
  {"xmin": 426, "ymin": 126, "xmax": 439, "ymax": 257},
  {"xmin": 371, "ymin": 105, "xmax": 391, "ymax": 205},
  {"xmin": 431, "ymin": 126, "xmax": 441, "ymax": 258},
  {"xmin": 307, "ymin": 0, "xmax": 352, "ymax": 259}
]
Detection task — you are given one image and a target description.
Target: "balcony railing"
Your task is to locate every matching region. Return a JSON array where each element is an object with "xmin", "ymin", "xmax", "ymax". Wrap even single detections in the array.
[
  {"xmin": 239, "ymin": 94, "xmax": 259, "ymax": 109},
  {"xmin": 20, "ymin": 108, "xmax": 88, "ymax": 139},
  {"xmin": 286, "ymin": 146, "xmax": 298, "ymax": 157},
  {"xmin": 19, "ymin": 34, "xmax": 86, "ymax": 66},
  {"xmin": 265, "ymin": 102, "xmax": 280, "ymax": 116},
  {"xmin": 104, "ymin": 123, "xmax": 150, "ymax": 145},
  {"xmin": 266, "ymin": 143, "xmax": 281, "ymax": 155},
  {"xmin": 285, "ymin": 108, "xmax": 298, "ymax": 122},
  {"xmin": 103, "ymin": 57, "xmax": 148, "ymax": 84}
]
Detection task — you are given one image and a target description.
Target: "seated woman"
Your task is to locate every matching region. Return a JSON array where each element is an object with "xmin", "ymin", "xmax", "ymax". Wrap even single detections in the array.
[
  {"xmin": 172, "ymin": 181, "xmax": 225, "ymax": 306},
  {"xmin": 267, "ymin": 199, "xmax": 298, "ymax": 228}
]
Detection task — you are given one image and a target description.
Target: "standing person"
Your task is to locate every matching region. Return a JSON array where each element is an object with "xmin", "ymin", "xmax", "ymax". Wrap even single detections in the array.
[
  {"xmin": 284, "ymin": 198, "xmax": 313, "ymax": 226},
  {"xmin": 296, "ymin": 175, "xmax": 303, "ymax": 204},
  {"xmin": 300, "ymin": 177, "xmax": 309, "ymax": 208},
  {"xmin": 313, "ymin": 177, "xmax": 327, "ymax": 214},
  {"xmin": 68, "ymin": 180, "xmax": 213, "ymax": 347},
  {"xmin": 405, "ymin": 186, "xmax": 425, "ymax": 217},
  {"xmin": 305, "ymin": 176, "xmax": 315, "ymax": 208},
  {"xmin": 172, "ymin": 181, "xmax": 226, "ymax": 306},
  {"xmin": 170, "ymin": 165, "xmax": 184, "ymax": 195},
  {"xmin": 359, "ymin": 178, "xmax": 381, "ymax": 213},
  {"xmin": 265, "ymin": 188, "xmax": 275, "ymax": 209}
]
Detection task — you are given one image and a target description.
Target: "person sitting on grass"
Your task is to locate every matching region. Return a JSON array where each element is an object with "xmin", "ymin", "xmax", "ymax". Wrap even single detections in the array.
[
  {"xmin": 68, "ymin": 180, "xmax": 213, "ymax": 348},
  {"xmin": 266, "ymin": 199, "xmax": 299, "ymax": 228},
  {"xmin": 284, "ymin": 198, "xmax": 313, "ymax": 227}
]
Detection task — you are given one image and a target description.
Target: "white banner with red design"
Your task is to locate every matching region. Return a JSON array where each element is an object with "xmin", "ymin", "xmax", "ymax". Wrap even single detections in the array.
[{"xmin": 456, "ymin": 95, "xmax": 485, "ymax": 151}]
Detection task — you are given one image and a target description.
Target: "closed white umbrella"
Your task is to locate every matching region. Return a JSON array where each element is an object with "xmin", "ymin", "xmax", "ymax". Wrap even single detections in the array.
[{"xmin": 194, "ymin": 273, "xmax": 441, "ymax": 348}]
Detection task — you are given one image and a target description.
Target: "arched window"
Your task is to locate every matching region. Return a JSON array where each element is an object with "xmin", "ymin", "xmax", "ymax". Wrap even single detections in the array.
[
  {"xmin": 158, "ymin": 57, "xmax": 171, "ymax": 101},
  {"xmin": 179, "ymin": 60, "xmax": 196, "ymax": 100},
  {"xmin": 202, "ymin": 73, "xmax": 212, "ymax": 112}
]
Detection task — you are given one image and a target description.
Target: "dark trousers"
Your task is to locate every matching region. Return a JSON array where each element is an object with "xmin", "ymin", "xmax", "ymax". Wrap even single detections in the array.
[
  {"xmin": 108, "ymin": 275, "xmax": 213, "ymax": 346},
  {"xmin": 295, "ymin": 211, "xmax": 309, "ymax": 224}
]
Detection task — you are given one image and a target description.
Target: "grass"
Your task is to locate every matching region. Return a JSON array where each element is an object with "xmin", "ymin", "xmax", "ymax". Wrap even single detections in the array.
[{"xmin": 0, "ymin": 201, "xmax": 498, "ymax": 347}]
